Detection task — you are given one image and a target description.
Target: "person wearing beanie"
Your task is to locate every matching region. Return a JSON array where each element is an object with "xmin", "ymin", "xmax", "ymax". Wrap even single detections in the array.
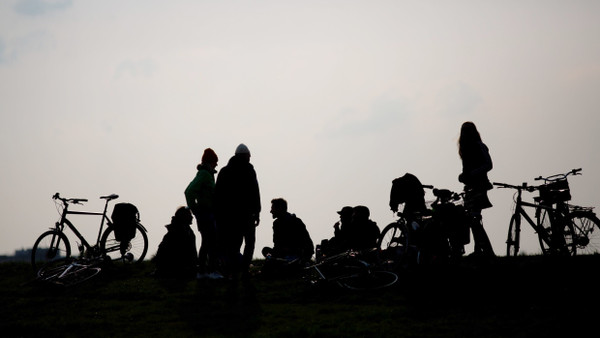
[
  {"xmin": 185, "ymin": 148, "xmax": 223, "ymax": 279},
  {"xmin": 215, "ymin": 143, "xmax": 261, "ymax": 279},
  {"xmin": 235, "ymin": 143, "xmax": 250, "ymax": 155}
]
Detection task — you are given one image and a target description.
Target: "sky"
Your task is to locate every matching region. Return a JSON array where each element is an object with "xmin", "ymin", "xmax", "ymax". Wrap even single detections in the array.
[{"xmin": 1, "ymin": 0, "xmax": 599, "ymax": 259}]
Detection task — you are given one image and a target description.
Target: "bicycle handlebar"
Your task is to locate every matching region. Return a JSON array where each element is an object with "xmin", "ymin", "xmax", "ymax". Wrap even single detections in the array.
[
  {"xmin": 534, "ymin": 168, "xmax": 582, "ymax": 182},
  {"xmin": 493, "ymin": 182, "xmax": 537, "ymax": 192},
  {"xmin": 423, "ymin": 184, "xmax": 462, "ymax": 203},
  {"xmin": 52, "ymin": 192, "xmax": 88, "ymax": 205}
]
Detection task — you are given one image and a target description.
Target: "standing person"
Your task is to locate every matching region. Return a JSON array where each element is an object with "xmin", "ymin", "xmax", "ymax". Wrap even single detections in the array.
[
  {"xmin": 215, "ymin": 144, "xmax": 261, "ymax": 279},
  {"xmin": 458, "ymin": 121, "xmax": 496, "ymax": 259},
  {"xmin": 185, "ymin": 148, "xmax": 222, "ymax": 279}
]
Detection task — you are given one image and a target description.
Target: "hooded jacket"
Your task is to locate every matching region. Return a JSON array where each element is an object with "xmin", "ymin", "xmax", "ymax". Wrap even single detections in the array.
[
  {"xmin": 184, "ymin": 163, "xmax": 216, "ymax": 214},
  {"xmin": 215, "ymin": 154, "xmax": 261, "ymax": 220}
]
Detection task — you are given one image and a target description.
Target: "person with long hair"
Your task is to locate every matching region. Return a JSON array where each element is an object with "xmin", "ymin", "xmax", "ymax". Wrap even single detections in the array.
[{"xmin": 458, "ymin": 122, "xmax": 496, "ymax": 259}]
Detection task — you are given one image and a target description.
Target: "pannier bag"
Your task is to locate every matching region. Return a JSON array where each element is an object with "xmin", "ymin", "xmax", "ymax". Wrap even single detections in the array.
[
  {"xmin": 111, "ymin": 203, "xmax": 139, "ymax": 242},
  {"xmin": 538, "ymin": 179, "xmax": 571, "ymax": 205}
]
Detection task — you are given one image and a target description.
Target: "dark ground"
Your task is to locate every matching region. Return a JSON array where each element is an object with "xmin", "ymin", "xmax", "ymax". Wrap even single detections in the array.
[{"xmin": 1, "ymin": 255, "xmax": 599, "ymax": 337}]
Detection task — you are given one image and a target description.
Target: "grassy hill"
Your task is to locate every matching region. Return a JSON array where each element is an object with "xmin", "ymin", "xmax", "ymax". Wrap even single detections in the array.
[{"xmin": 1, "ymin": 255, "xmax": 599, "ymax": 337}]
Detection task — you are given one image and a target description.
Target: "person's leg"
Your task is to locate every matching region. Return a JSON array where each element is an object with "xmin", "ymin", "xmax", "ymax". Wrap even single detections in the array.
[
  {"xmin": 195, "ymin": 213, "xmax": 208, "ymax": 275},
  {"xmin": 470, "ymin": 211, "xmax": 495, "ymax": 257},
  {"xmin": 242, "ymin": 222, "xmax": 256, "ymax": 276},
  {"xmin": 203, "ymin": 215, "xmax": 218, "ymax": 273}
]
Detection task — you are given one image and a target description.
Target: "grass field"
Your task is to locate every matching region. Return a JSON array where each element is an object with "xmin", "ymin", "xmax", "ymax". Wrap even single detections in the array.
[{"xmin": 1, "ymin": 255, "xmax": 599, "ymax": 337}]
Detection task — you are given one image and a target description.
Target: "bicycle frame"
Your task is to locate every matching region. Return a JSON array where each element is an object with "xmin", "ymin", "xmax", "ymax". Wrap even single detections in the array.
[
  {"xmin": 495, "ymin": 180, "xmax": 576, "ymax": 256},
  {"xmin": 508, "ymin": 185, "xmax": 555, "ymax": 252},
  {"xmin": 54, "ymin": 194, "xmax": 116, "ymax": 254},
  {"xmin": 306, "ymin": 250, "xmax": 370, "ymax": 283}
]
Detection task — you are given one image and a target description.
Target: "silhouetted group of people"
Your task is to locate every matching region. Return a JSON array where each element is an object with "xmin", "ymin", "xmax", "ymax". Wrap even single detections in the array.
[
  {"xmin": 154, "ymin": 144, "xmax": 260, "ymax": 280},
  {"xmin": 316, "ymin": 205, "xmax": 381, "ymax": 261},
  {"xmin": 153, "ymin": 121, "xmax": 496, "ymax": 279}
]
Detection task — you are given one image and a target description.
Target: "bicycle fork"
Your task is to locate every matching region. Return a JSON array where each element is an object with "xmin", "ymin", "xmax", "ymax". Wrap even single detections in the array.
[
  {"xmin": 508, "ymin": 212, "xmax": 522, "ymax": 255},
  {"xmin": 47, "ymin": 223, "xmax": 66, "ymax": 259}
]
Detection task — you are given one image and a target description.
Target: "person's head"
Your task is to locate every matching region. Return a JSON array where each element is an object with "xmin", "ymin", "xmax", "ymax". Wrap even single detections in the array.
[
  {"xmin": 235, "ymin": 143, "xmax": 251, "ymax": 162},
  {"xmin": 173, "ymin": 206, "xmax": 193, "ymax": 226},
  {"xmin": 352, "ymin": 205, "xmax": 370, "ymax": 222},
  {"xmin": 270, "ymin": 198, "xmax": 288, "ymax": 219},
  {"xmin": 337, "ymin": 206, "xmax": 354, "ymax": 223},
  {"xmin": 458, "ymin": 121, "xmax": 482, "ymax": 158},
  {"xmin": 201, "ymin": 148, "xmax": 218, "ymax": 169}
]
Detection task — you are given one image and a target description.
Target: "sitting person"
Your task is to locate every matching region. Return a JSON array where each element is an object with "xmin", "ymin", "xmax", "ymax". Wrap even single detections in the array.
[
  {"xmin": 262, "ymin": 198, "xmax": 314, "ymax": 276},
  {"xmin": 153, "ymin": 207, "xmax": 198, "ymax": 279},
  {"xmin": 317, "ymin": 206, "xmax": 353, "ymax": 260},
  {"xmin": 345, "ymin": 205, "xmax": 381, "ymax": 251}
]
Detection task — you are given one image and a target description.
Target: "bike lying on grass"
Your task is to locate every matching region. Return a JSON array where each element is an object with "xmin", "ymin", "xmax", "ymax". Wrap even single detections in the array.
[
  {"xmin": 35, "ymin": 256, "xmax": 103, "ymax": 287},
  {"xmin": 31, "ymin": 193, "xmax": 149, "ymax": 271},
  {"xmin": 304, "ymin": 249, "xmax": 398, "ymax": 291}
]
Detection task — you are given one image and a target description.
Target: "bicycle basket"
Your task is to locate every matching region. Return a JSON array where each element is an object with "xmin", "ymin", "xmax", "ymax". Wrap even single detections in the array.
[{"xmin": 538, "ymin": 179, "xmax": 571, "ymax": 204}]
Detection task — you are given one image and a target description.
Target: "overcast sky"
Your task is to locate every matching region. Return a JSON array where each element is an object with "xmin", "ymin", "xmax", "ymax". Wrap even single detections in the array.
[{"xmin": 1, "ymin": 0, "xmax": 599, "ymax": 258}]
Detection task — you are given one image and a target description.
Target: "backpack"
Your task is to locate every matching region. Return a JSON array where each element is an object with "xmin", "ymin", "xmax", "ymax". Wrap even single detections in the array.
[
  {"xmin": 390, "ymin": 173, "xmax": 426, "ymax": 214},
  {"xmin": 111, "ymin": 203, "xmax": 139, "ymax": 242}
]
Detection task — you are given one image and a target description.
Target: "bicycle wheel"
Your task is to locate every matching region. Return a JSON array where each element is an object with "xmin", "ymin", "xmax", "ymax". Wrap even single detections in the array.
[
  {"xmin": 506, "ymin": 214, "xmax": 521, "ymax": 257},
  {"xmin": 100, "ymin": 223, "xmax": 148, "ymax": 263},
  {"xmin": 569, "ymin": 210, "xmax": 600, "ymax": 255},
  {"xmin": 378, "ymin": 221, "xmax": 410, "ymax": 250},
  {"xmin": 31, "ymin": 230, "xmax": 71, "ymax": 271},
  {"xmin": 338, "ymin": 270, "xmax": 398, "ymax": 291},
  {"xmin": 377, "ymin": 221, "xmax": 413, "ymax": 270},
  {"xmin": 538, "ymin": 209, "xmax": 576, "ymax": 256}
]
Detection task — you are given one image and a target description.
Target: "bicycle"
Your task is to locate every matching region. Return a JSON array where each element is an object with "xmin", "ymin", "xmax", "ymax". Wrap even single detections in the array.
[
  {"xmin": 494, "ymin": 178, "xmax": 577, "ymax": 256},
  {"xmin": 31, "ymin": 193, "xmax": 149, "ymax": 271},
  {"xmin": 35, "ymin": 256, "xmax": 103, "ymax": 287},
  {"xmin": 304, "ymin": 249, "xmax": 398, "ymax": 291},
  {"xmin": 533, "ymin": 169, "xmax": 600, "ymax": 255},
  {"xmin": 377, "ymin": 186, "xmax": 471, "ymax": 268}
]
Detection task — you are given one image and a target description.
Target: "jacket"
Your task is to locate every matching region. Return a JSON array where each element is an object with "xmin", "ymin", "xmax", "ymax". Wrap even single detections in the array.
[
  {"xmin": 272, "ymin": 212, "xmax": 314, "ymax": 260},
  {"xmin": 184, "ymin": 164, "xmax": 216, "ymax": 214},
  {"xmin": 460, "ymin": 142, "xmax": 493, "ymax": 191},
  {"xmin": 215, "ymin": 155, "xmax": 261, "ymax": 220}
]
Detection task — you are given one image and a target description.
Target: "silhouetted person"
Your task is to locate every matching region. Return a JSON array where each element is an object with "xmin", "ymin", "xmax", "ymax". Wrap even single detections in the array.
[
  {"xmin": 215, "ymin": 144, "xmax": 261, "ymax": 279},
  {"xmin": 317, "ymin": 206, "xmax": 354, "ymax": 260},
  {"xmin": 345, "ymin": 205, "xmax": 381, "ymax": 251},
  {"xmin": 333, "ymin": 206, "xmax": 354, "ymax": 244},
  {"xmin": 153, "ymin": 207, "xmax": 197, "ymax": 279},
  {"xmin": 185, "ymin": 148, "xmax": 223, "ymax": 279},
  {"xmin": 389, "ymin": 173, "xmax": 427, "ymax": 216},
  {"xmin": 263, "ymin": 198, "xmax": 314, "ymax": 263},
  {"xmin": 458, "ymin": 121, "xmax": 495, "ymax": 259}
]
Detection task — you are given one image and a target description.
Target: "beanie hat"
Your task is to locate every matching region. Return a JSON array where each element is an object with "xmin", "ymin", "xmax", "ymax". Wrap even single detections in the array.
[
  {"xmin": 235, "ymin": 143, "xmax": 250, "ymax": 155},
  {"xmin": 201, "ymin": 148, "xmax": 218, "ymax": 163}
]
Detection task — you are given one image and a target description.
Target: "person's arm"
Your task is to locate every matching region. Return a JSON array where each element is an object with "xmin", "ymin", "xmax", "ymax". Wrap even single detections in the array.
[{"xmin": 184, "ymin": 175, "xmax": 201, "ymax": 210}]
